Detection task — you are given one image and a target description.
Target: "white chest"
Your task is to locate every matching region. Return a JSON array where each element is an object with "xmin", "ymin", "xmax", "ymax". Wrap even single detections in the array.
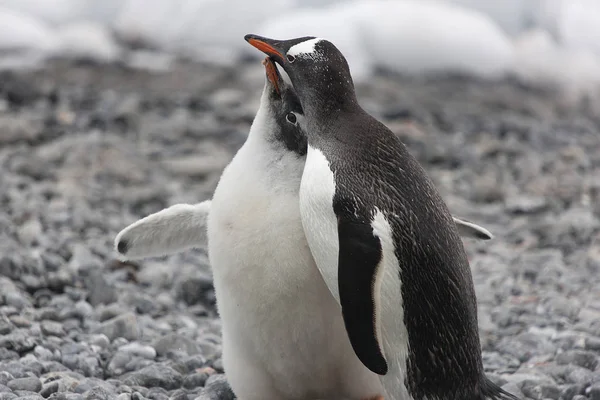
[
  {"xmin": 206, "ymin": 140, "xmax": 382, "ymax": 399},
  {"xmin": 299, "ymin": 145, "xmax": 341, "ymax": 303}
]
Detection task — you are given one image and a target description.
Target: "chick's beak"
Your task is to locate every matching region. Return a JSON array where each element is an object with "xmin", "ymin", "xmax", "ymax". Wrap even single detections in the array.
[{"xmin": 262, "ymin": 57, "xmax": 281, "ymax": 96}]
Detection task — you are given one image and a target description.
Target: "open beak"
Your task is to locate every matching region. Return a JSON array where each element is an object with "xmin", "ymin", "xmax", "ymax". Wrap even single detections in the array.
[
  {"xmin": 245, "ymin": 34, "xmax": 285, "ymax": 62},
  {"xmin": 262, "ymin": 57, "xmax": 282, "ymax": 96}
]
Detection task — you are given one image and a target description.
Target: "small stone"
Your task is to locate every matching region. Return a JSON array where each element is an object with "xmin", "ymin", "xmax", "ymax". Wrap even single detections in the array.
[
  {"xmin": 0, "ymin": 372, "xmax": 13, "ymax": 386},
  {"xmin": 85, "ymin": 270, "xmax": 116, "ymax": 307},
  {"xmin": 82, "ymin": 386, "xmax": 113, "ymax": 400},
  {"xmin": 0, "ymin": 384, "xmax": 9, "ymax": 392},
  {"xmin": 7, "ymin": 377, "xmax": 42, "ymax": 392},
  {"xmin": 118, "ymin": 343, "xmax": 156, "ymax": 360},
  {"xmin": 40, "ymin": 381, "xmax": 60, "ymax": 397},
  {"xmin": 0, "ymin": 317, "xmax": 13, "ymax": 334},
  {"xmin": 153, "ymin": 334, "xmax": 200, "ymax": 357},
  {"xmin": 200, "ymin": 375, "xmax": 234, "ymax": 400},
  {"xmin": 557, "ymin": 350, "xmax": 599, "ymax": 370},
  {"xmin": 560, "ymin": 383, "xmax": 586, "ymax": 400},
  {"xmin": 588, "ymin": 384, "xmax": 600, "ymax": 400},
  {"xmin": 41, "ymin": 321, "xmax": 65, "ymax": 337},
  {"xmin": 116, "ymin": 394, "xmax": 131, "ymax": 400},
  {"xmin": 146, "ymin": 387, "xmax": 168, "ymax": 400},
  {"xmin": 0, "ymin": 332, "xmax": 37, "ymax": 353},
  {"xmin": 0, "ymin": 348, "xmax": 18, "ymax": 361},
  {"xmin": 91, "ymin": 313, "xmax": 140, "ymax": 341},
  {"xmin": 0, "ymin": 394, "xmax": 16, "ymax": 400},
  {"xmin": 9, "ymin": 315, "xmax": 32, "ymax": 328},
  {"xmin": 168, "ymin": 389, "xmax": 187, "ymax": 400},
  {"xmin": 120, "ymin": 365, "xmax": 183, "ymax": 390},
  {"xmin": 183, "ymin": 372, "xmax": 208, "ymax": 389},
  {"xmin": 175, "ymin": 275, "xmax": 214, "ymax": 307},
  {"xmin": 88, "ymin": 334, "xmax": 110, "ymax": 349},
  {"xmin": 585, "ymin": 337, "xmax": 600, "ymax": 351},
  {"xmin": 566, "ymin": 365, "xmax": 595, "ymax": 384},
  {"xmin": 4, "ymin": 292, "xmax": 32, "ymax": 310}
]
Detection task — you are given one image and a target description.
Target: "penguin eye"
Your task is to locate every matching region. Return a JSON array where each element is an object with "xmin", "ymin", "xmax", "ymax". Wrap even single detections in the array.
[
  {"xmin": 286, "ymin": 112, "xmax": 297, "ymax": 125},
  {"xmin": 286, "ymin": 54, "xmax": 296, "ymax": 63}
]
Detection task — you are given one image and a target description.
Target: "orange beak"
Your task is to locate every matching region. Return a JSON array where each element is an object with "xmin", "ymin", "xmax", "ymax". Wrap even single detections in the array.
[
  {"xmin": 245, "ymin": 34, "xmax": 285, "ymax": 61},
  {"xmin": 262, "ymin": 57, "xmax": 281, "ymax": 96}
]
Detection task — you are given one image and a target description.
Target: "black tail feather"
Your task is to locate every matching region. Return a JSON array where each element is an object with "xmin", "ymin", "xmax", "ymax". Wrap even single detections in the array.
[{"xmin": 481, "ymin": 377, "xmax": 521, "ymax": 400}]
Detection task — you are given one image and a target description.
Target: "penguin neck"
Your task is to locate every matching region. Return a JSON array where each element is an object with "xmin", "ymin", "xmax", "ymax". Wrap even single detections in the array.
[{"xmin": 302, "ymin": 89, "xmax": 360, "ymax": 129}]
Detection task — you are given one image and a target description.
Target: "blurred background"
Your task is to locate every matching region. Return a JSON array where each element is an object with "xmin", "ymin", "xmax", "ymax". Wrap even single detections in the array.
[{"xmin": 1, "ymin": 1, "xmax": 599, "ymax": 399}]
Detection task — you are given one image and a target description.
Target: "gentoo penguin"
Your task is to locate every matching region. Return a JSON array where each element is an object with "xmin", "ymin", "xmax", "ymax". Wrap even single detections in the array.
[
  {"xmin": 245, "ymin": 35, "xmax": 517, "ymax": 400},
  {"xmin": 114, "ymin": 201, "xmax": 492, "ymax": 261}
]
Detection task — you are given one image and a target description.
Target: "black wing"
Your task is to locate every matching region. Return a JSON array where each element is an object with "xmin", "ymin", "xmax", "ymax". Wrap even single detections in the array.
[{"xmin": 336, "ymin": 203, "xmax": 388, "ymax": 375}]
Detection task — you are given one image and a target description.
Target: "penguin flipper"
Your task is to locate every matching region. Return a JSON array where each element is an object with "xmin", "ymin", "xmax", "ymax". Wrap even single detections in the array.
[
  {"xmin": 337, "ymin": 213, "xmax": 389, "ymax": 376},
  {"xmin": 114, "ymin": 200, "xmax": 211, "ymax": 260},
  {"xmin": 452, "ymin": 216, "xmax": 493, "ymax": 240}
]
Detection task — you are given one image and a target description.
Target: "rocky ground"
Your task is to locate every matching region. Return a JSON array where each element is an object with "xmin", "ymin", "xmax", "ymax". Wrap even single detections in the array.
[{"xmin": 0, "ymin": 58, "xmax": 599, "ymax": 400}]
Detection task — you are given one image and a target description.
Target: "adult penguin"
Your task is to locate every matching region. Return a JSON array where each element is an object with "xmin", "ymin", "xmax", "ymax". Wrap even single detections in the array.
[{"xmin": 245, "ymin": 35, "xmax": 517, "ymax": 400}]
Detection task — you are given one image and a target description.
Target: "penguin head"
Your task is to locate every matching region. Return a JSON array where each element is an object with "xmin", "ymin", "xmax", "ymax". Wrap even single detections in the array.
[
  {"xmin": 261, "ymin": 57, "xmax": 307, "ymax": 156},
  {"xmin": 246, "ymin": 34, "xmax": 357, "ymax": 118}
]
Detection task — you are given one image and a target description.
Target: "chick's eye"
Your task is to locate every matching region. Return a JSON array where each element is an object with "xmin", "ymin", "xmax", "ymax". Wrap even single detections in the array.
[
  {"xmin": 286, "ymin": 112, "xmax": 297, "ymax": 124},
  {"xmin": 286, "ymin": 54, "xmax": 295, "ymax": 63}
]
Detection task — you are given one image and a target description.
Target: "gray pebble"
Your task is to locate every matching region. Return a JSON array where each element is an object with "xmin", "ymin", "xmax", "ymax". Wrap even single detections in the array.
[
  {"xmin": 168, "ymin": 390, "xmax": 187, "ymax": 400},
  {"xmin": 0, "ymin": 394, "xmax": 16, "ymax": 400},
  {"xmin": 0, "ymin": 349, "xmax": 19, "ymax": 361},
  {"xmin": 567, "ymin": 365, "xmax": 595, "ymax": 384},
  {"xmin": 85, "ymin": 270, "xmax": 116, "ymax": 307},
  {"xmin": 82, "ymin": 386, "xmax": 113, "ymax": 400},
  {"xmin": 118, "ymin": 343, "xmax": 156, "ymax": 360},
  {"xmin": 92, "ymin": 313, "xmax": 140, "ymax": 341},
  {"xmin": 0, "ymin": 331, "xmax": 37, "ymax": 353},
  {"xmin": 0, "ymin": 385, "xmax": 10, "ymax": 393},
  {"xmin": 585, "ymin": 337, "xmax": 600, "ymax": 351},
  {"xmin": 8, "ymin": 315, "xmax": 31, "ymax": 328},
  {"xmin": 0, "ymin": 372, "xmax": 13, "ymax": 386},
  {"xmin": 40, "ymin": 381, "xmax": 59, "ymax": 398},
  {"xmin": 12, "ymin": 393, "xmax": 43, "ymax": 400},
  {"xmin": 589, "ymin": 384, "xmax": 600, "ymax": 400},
  {"xmin": 153, "ymin": 335, "xmax": 199, "ymax": 357},
  {"xmin": 88, "ymin": 334, "xmax": 110, "ymax": 349},
  {"xmin": 182, "ymin": 373, "xmax": 208, "ymax": 390},
  {"xmin": 4, "ymin": 292, "xmax": 32, "ymax": 310},
  {"xmin": 0, "ymin": 317, "xmax": 13, "ymax": 335},
  {"xmin": 8, "ymin": 377, "xmax": 42, "ymax": 393},
  {"xmin": 116, "ymin": 394, "xmax": 131, "ymax": 400},
  {"xmin": 146, "ymin": 387, "xmax": 168, "ymax": 400},
  {"xmin": 200, "ymin": 375, "xmax": 233, "ymax": 400},
  {"xmin": 120, "ymin": 365, "xmax": 182, "ymax": 390},
  {"xmin": 41, "ymin": 321, "xmax": 65, "ymax": 337}
]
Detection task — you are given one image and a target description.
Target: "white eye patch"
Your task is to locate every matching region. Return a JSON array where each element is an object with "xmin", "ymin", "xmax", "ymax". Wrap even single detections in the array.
[{"xmin": 287, "ymin": 38, "xmax": 325, "ymax": 59}]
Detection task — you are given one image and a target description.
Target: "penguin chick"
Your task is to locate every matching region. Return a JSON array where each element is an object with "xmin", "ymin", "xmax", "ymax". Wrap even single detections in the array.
[
  {"xmin": 114, "ymin": 200, "xmax": 492, "ymax": 262},
  {"xmin": 114, "ymin": 200, "xmax": 211, "ymax": 260},
  {"xmin": 206, "ymin": 57, "xmax": 384, "ymax": 400}
]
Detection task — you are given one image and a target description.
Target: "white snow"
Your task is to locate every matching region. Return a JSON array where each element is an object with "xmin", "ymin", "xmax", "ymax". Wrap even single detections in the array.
[{"xmin": 0, "ymin": 0, "xmax": 598, "ymax": 95}]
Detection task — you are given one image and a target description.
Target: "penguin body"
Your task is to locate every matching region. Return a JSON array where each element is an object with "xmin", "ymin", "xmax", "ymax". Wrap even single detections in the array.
[{"xmin": 245, "ymin": 35, "xmax": 517, "ymax": 400}]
